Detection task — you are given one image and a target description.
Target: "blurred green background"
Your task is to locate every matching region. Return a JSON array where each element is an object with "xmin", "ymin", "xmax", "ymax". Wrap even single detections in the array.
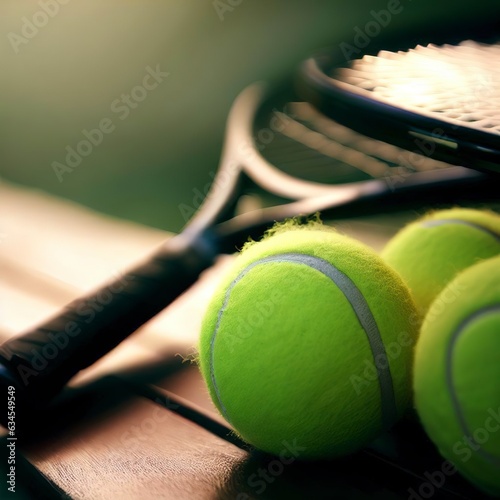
[{"xmin": 1, "ymin": 1, "xmax": 499, "ymax": 232}]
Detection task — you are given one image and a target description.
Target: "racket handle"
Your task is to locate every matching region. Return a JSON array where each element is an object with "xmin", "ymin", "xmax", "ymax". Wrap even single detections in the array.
[{"xmin": 0, "ymin": 235, "xmax": 215, "ymax": 422}]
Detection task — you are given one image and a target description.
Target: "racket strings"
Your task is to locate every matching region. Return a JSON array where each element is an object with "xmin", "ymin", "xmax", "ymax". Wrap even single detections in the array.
[
  {"xmin": 334, "ymin": 40, "xmax": 500, "ymax": 134},
  {"xmin": 289, "ymin": 103, "xmax": 449, "ymax": 173},
  {"xmin": 258, "ymin": 102, "xmax": 452, "ymax": 185},
  {"xmin": 276, "ymin": 109, "xmax": 390, "ymax": 177}
]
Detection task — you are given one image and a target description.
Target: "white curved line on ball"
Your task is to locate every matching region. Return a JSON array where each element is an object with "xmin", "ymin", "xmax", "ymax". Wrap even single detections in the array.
[
  {"xmin": 209, "ymin": 252, "xmax": 397, "ymax": 429},
  {"xmin": 422, "ymin": 219, "xmax": 500, "ymax": 241},
  {"xmin": 446, "ymin": 305, "xmax": 500, "ymax": 467}
]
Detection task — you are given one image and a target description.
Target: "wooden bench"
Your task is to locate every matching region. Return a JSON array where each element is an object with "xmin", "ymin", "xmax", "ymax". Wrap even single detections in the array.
[{"xmin": 0, "ymin": 181, "xmax": 491, "ymax": 499}]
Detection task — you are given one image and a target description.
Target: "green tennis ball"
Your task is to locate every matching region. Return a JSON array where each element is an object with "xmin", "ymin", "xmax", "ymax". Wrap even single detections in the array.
[
  {"xmin": 198, "ymin": 223, "xmax": 419, "ymax": 459},
  {"xmin": 414, "ymin": 256, "xmax": 500, "ymax": 496},
  {"xmin": 382, "ymin": 208, "xmax": 500, "ymax": 314}
]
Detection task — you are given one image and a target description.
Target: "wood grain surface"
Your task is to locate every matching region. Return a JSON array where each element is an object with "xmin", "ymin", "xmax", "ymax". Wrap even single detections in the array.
[{"xmin": 0, "ymin": 181, "xmax": 493, "ymax": 499}]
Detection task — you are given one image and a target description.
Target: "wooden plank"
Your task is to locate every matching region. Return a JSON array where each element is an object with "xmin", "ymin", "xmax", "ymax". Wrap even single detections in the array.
[{"xmin": 22, "ymin": 380, "xmax": 249, "ymax": 500}]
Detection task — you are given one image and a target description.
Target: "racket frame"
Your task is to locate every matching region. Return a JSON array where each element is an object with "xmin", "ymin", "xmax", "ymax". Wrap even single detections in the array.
[{"xmin": 297, "ymin": 37, "xmax": 500, "ymax": 174}]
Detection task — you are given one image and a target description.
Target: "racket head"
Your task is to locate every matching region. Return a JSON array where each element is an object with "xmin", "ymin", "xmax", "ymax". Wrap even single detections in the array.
[
  {"xmin": 200, "ymin": 77, "xmax": 498, "ymax": 255},
  {"xmin": 187, "ymin": 21, "xmax": 500, "ymax": 247},
  {"xmin": 297, "ymin": 26, "xmax": 500, "ymax": 174}
]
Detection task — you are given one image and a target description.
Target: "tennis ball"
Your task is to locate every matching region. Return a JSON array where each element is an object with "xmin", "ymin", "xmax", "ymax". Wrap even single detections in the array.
[
  {"xmin": 414, "ymin": 256, "xmax": 500, "ymax": 496},
  {"xmin": 382, "ymin": 208, "xmax": 500, "ymax": 314},
  {"xmin": 198, "ymin": 222, "xmax": 419, "ymax": 459}
]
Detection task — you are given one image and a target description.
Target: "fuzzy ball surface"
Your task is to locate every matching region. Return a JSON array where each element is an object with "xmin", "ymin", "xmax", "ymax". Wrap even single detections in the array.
[
  {"xmin": 414, "ymin": 256, "xmax": 500, "ymax": 496},
  {"xmin": 381, "ymin": 208, "xmax": 500, "ymax": 314},
  {"xmin": 198, "ymin": 225, "xmax": 419, "ymax": 459}
]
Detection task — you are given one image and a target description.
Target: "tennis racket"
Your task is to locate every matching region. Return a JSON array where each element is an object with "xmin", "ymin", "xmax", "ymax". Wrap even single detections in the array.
[
  {"xmin": 1, "ymin": 33, "xmax": 498, "ymax": 423},
  {"xmin": 299, "ymin": 34, "xmax": 500, "ymax": 174}
]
